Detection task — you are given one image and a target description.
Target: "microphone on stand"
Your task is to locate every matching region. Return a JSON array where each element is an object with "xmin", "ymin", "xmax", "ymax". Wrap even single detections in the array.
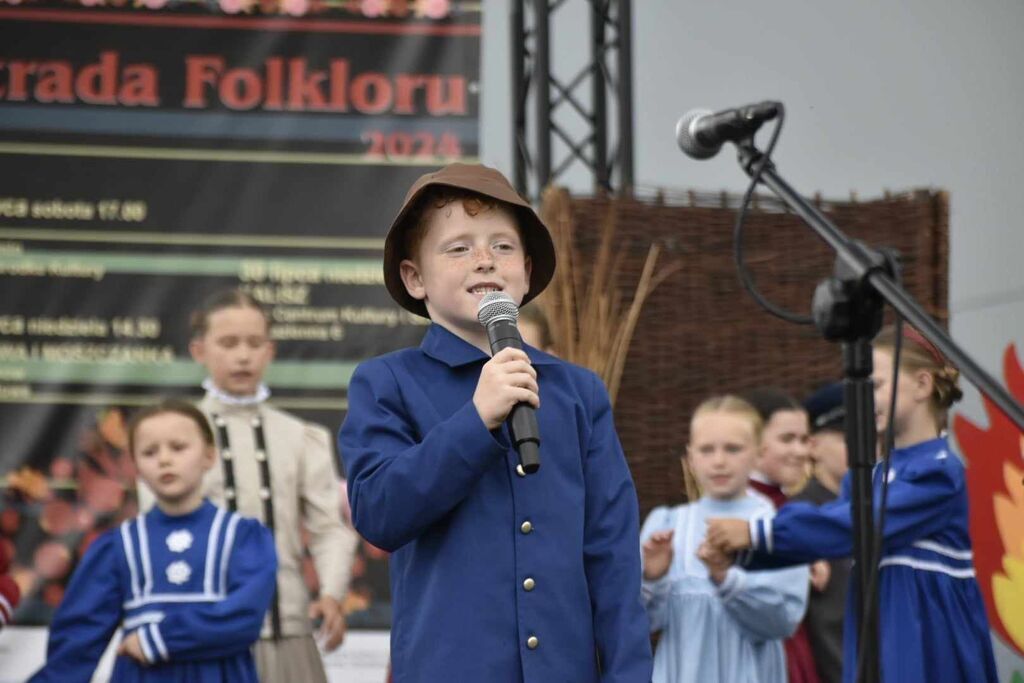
[
  {"xmin": 476, "ymin": 291, "xmax": 541, "ymax": 474},
  {"xmin": 675, "ymin": 100, "xmax": 781, "ymax": 160}
]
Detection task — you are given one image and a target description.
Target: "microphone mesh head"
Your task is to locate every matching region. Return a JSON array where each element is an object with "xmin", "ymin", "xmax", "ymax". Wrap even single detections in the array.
[
  {"xmin": 477, "ymin": 291, "xmax": 519, "ymax": 327},
  {"xmin": 675, "ymin": 108, "xmax": 718, "ymax": 160}
]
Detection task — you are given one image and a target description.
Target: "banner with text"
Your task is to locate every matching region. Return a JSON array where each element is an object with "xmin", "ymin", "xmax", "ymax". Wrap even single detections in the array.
[{"xmin": 0, "ymin": 0, "xmax": 480, "ymax": 627}]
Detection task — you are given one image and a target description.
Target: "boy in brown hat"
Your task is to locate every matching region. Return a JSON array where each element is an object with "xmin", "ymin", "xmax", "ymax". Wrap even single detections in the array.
[{"xmin": 339, "ymin": 163, "xmax": 652, "ymax": 682}]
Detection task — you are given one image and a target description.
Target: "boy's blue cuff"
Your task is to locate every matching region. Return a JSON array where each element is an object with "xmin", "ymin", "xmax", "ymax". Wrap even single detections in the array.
[{"xmin": 749, "ymin": 515, "xmax": 774, "ymax": 553}]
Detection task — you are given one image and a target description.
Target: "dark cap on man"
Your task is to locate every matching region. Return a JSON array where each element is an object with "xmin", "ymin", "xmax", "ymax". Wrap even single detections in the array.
[{"xmin": 804, "ymin": 382, "xmax": 846, "ymax": 433}]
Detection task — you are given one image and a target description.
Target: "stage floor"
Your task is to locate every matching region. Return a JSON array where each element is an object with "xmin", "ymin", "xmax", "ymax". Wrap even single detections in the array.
[{"xmin": 0, "ymin": 626, "xmax": 391, "ymax": 682}]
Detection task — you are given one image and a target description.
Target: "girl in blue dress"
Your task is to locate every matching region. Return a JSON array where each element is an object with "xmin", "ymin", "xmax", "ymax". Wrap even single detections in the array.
[
  {"xmin": 641, "ymin": 395, "xmax": 810, "ymax": 683},
  {"xmin": 30, "ymin": 399, "xmax": 277, "ymax": 683},
  {"xmin": 706, "ymin": 325, "xmax": 998, "ymax": 683}
]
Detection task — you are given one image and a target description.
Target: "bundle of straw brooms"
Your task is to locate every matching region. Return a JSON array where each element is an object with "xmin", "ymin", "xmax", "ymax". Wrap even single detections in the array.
[{"xmin": 533, "ymin": 187, "xmax": 700, "ymax": 501}]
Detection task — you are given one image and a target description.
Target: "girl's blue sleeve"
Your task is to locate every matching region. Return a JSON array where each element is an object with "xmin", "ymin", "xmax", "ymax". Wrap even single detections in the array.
[
  {"xmin": 29, "ymin": 533, "xmax": 123, "ymax": 682},
  {"xmin": 133, "ymin": 518, "xmax": 277, "ymax": 664},
  {"xmin": 744, "ymin": 456, "xmax": 963, "ymax": 568}
]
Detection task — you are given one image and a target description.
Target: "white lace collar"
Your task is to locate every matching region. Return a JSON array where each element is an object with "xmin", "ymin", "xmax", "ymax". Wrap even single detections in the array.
[{"xmin": 201, "ymin": 378, "xmax": 270, "ymax": 406}]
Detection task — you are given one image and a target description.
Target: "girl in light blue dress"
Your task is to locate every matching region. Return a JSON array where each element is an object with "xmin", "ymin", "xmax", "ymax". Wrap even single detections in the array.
[{"xmin": 641, "ymin": 395, "xmax": 809, "ymax": 683}]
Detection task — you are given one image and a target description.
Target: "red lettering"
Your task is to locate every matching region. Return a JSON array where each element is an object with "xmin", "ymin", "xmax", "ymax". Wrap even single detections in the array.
[
  {"xmin": 265, "ymin": 57, "xmax": 284, "ymax": 110},
  {"xmin": 393, "ymin": 74, "xmax": 427, "ymax": 115},
  {"xmin": 75, "ymin": 51, "xmax": 118, "ymax": 105},
  {"xmin": 119, "ymin": 64, "xmax": 159, "ymax": 106},
  {"xmin": 287, "ymin": 58, "xmax": 327, "ymax": 111},
  {"xmin": 220, "ymin": 68, "xmax": 262, "ymax": 110},
  {"xmin": 183, "ymin": 55, "xmax": 224, "ymax": 108},
  {"xmin": 34, "ymin": 62, "xmax": 73, "ymax": 103},
  {"xmin": 426, "ymin": 76, "xmax": 466, "ymax": 115},
  {"xmin": 350, "ymin": 72, "xmax": 393, "ymax": 115},
  {"xmin": 7, "ymin": 61, "xmax": 37, "ymax": 101},
  {"xmin": 328, "ymin": 59, "xmax": 349, "ymax": 112}
]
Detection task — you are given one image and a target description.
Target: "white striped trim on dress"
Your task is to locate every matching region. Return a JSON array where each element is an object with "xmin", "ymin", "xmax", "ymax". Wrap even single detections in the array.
[
  {"xmin": 120, "ymin": 522, "xmax": 142, "ymax": 601},
  {"xmin": 203, "ymin": 507, "xmax": 227, "ymax": 595},
  {"xmin": 124, "ymin": 592, "xmax": 224, "ymax": 609},
  {"xmin": 136, "ymin": 625, "xmax": 155, "ymax": 663},
  {"xmin": 218, "ymin": 514, "xmax": 241, "ymax": 594},
  {"xmin": 879, "ymin": 556, "xmax": 976, "ymax": 579},
  {"xmin": 149, "ymin": 622, "xmax": 169, "ymax": 661},
  {"xmin": 137, "ymin": 513, "xmax": 153, "ymax": 596},
  {"xmin": 912, "ymin": 540, "xmax": 973, "ymax": 560},
  {"xmin": 123, "ymin": 610, "xmax": 165, "ymax": 630}
]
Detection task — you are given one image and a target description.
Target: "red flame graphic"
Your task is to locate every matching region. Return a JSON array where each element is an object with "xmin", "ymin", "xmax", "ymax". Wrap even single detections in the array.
[{"xmin": 953, "ymin": 343, "xmax": 1024, "ymax": 656}]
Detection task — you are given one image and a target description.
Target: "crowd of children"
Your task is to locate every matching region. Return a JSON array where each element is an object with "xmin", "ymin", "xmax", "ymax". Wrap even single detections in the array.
[
  {"xmin": 25, "ymin": 288, "xmax": 359, "ymax": 682},
  {"xmin": 11, "ymin": 162, "xmax": 1000, "ymax": 683}
]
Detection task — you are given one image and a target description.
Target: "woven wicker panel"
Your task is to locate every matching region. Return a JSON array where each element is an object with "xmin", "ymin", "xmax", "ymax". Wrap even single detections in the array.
[{"xmin": 548, "ymin": 190, "xmax": 949, "ymax": 518}]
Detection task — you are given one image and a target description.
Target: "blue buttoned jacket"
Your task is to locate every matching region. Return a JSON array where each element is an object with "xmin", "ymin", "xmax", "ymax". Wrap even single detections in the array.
[{"xmin": 339, "ymin": 324, "xmax": 653, "ymax": 683}]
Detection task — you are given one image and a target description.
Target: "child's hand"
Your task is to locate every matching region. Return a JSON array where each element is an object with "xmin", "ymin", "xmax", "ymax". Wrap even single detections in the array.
[
  {"xmin": 473, "ymin": 348, "xmax": 539, "ymax": 431},
  {"xmin": 641, "ymin": 530, "xmax": 674, "ymax": 580},
  {"xmin": 810, "ymin": 559, "xmax": 831, "ymax": 592},
  {"xmin": 705, "ymin": 517, "xmax": 752, "ymax": 553},
  {"xmin": 696, "ymin": 541, "xmax": 733, "ymax": 585},
  {"xmin": 309, "ymin": 595, "xmax": 346, "ymax": 652},
  {"xmin": 117, "ymin": 632, "xmax": 149, "ymax": 665}
]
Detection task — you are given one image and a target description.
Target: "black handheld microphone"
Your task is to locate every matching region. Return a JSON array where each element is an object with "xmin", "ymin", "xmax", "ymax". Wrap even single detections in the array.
[
  {"xmin": 476, "ymin": 292, "xmax": 541, "ymax": 474},
  {"xmin": 675, "ymin": 100, "xmax": 781, "ymax": 160}
]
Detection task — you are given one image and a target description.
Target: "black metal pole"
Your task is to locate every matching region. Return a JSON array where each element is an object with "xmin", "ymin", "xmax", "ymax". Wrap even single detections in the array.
[
  {"xmin": 615, "ymin": 0, "xmax": 634, "ymax": 194},
  {"xmin": 533, "ymin": 0, "xmax": 551, "ymax": 193},
  {"xmin": 843, "ymin": 339, "xmax": 881, "ymax": 683},
  {"xmin": 590, "ymin": 1, "xmax": 609, "ymax": 192},
  {"xmin": 511, "ymin": 0, "xmax": 527, "ymax": 196}
]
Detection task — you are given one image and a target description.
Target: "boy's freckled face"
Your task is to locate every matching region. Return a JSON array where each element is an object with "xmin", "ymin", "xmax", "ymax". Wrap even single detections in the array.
[{"xmin": 400, "ymin": 201, "xmax": 532, "ymax": 338}]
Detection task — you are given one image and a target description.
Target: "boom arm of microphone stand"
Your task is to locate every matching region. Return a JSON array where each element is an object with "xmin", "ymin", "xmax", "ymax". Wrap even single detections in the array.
[
  {"xmin": 736, "ymin": 143, "xmax": 1024, "ymax": 432},
  {"xmin": 732, "ymin": 137, "xmax": 1024, "ymax": 683}
]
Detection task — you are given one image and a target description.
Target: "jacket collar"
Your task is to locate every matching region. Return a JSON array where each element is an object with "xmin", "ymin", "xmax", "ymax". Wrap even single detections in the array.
[
  {"xmin": 420, "ymin": 323, "xmax": 560, "ymax": 368},
  {"xmin": 892, "ymin": 435, "xmax": 949, "ymax": 460}
]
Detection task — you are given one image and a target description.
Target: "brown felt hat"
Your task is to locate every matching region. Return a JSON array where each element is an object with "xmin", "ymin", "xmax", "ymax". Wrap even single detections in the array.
[{"xmin": 383, "ymin": 162, "xmax": 556, "ymax": 318}]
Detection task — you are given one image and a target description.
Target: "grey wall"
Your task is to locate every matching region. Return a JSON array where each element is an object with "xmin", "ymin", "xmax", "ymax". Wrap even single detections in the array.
[{"xmin": 480, "ymin": 1, "xmax": 1024, "ymax": 677}]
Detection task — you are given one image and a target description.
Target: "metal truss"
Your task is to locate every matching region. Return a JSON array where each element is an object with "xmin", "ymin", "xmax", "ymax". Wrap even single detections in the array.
[{"xmin": 512, "ymin": 0, "xmax": 634, "ymax": 200}]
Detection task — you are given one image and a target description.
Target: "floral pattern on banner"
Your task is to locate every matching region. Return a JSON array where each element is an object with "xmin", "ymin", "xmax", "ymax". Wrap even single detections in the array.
[
  {"xmin": 1, "ymin": 407, "xmax": 138, "ymax": 625},
  {"xmin": 0, "ymin": 0, "xmax": 460, "ymax": 19}
]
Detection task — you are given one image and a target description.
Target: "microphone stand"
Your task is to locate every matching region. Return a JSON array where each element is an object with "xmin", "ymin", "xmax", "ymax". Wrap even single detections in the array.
[{"xmin": 732, "ymin": 138, "xmax": 1024, "ymax": 683}]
